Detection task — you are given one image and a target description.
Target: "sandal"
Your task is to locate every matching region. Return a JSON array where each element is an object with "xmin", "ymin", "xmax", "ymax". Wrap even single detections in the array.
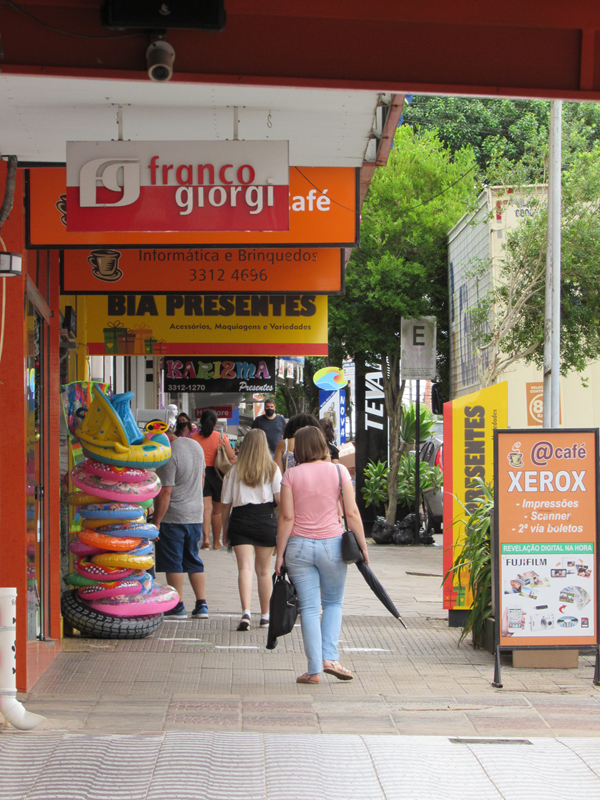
[
  {"xmin": 201, "ymin": 542, "xmax": 210, "ymax": 550},
  {"xmin": 296, "ymin": 673, "xmax": 320, "ymax": 684},
  {"xmin": 323, "ymin": 661, "xmax": 353, "ymax": 681},
  {"xmin": 236, "ymin": 613, "xmax": 251, "ymax": 632}
]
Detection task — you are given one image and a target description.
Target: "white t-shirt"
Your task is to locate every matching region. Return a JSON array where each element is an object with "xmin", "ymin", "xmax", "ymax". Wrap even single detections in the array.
[{"xmin": 221, "ymin": 463, "xmax": 282, "ymax": 507}]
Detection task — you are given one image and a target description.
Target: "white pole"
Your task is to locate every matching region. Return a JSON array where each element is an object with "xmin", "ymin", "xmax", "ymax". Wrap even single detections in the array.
[
  {"xmin": 543, "ymin": 100, "xmax": 562, "ymax": 428},
  {"xmin": 550, "ymin": 101, "xmax": 562, "ymax": 428}
]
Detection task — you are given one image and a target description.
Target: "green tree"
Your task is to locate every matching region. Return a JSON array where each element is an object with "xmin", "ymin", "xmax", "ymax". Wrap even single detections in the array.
[
  {"xmin": 329, "ymin": 125, "xmax": 478, "ymax": 523},
  {"xmin": 275, "ymin": 357, "xmax": 324, "ymax": 417}
]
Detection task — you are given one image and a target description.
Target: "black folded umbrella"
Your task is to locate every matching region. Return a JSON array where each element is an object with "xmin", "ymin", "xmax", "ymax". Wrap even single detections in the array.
[{"xmin": 356, "ymin": 559, "xmax": 407, "ymax": 629}]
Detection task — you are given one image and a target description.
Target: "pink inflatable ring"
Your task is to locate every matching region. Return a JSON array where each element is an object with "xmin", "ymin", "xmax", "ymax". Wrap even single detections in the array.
[
  {"xmin": 85, "ymin": 584, "xmax": 179, "ymax": 617},
  {"xmin": 81, "ymin": 460, "xmax": 151, "ymax": 484},
  {"xmin": 78, "ymin": 579, "xmax": 143, "ymax": 600},
  {"xmin": 75, "ymin": 557, "xmax": 137, "ymax": 582},
  {"xmin": 71, "ymin": 463, "xmax": 161, "ymax": 502}
]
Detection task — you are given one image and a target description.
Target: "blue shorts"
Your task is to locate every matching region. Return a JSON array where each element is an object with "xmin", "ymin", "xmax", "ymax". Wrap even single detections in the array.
[{"xmin": 155, "ymin": 523, "xmax": 205, "ymax": 574}]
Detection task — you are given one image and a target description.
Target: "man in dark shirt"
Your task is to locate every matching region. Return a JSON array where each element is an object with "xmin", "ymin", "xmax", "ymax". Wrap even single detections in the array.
[{"xmin": 251, "ymin": 398, "xmax": 286, "ymax": 455}]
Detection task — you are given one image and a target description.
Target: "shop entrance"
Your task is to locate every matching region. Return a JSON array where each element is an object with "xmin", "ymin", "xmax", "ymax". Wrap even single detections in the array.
[{"xmin": 25, "ymin": 300, "xmax": 50, "ymax": 641}]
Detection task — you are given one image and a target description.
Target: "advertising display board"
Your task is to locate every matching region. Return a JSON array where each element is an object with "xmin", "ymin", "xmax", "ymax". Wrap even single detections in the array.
[
  {"xmin": 164, "ymin": 356, "xmax": 275, "ymax": 393},
  {"xmin": 443, "ymin": 383, "xmax": 508, "ymax": 612},
  {"xmin": 495, "ymin": 429, "xmax": 598, "ymax": 647},
  {"xmin": 27, "ymin": 167, "xmax": 358, "ymax": 248},
  {"xmin": 61, "ymin": 247, "xmax": 344, "ymax": 294},
  {"xmin": 66, "ymin": 140, "xmax": 289, "ymax": 233},
  {"xmin": 319, "ymin": 390, "xmax": 346, "ymax": 446},
  {"xmin": 84, "ymin": 293, "xmax": 327, "ymax": 356},
  {"xmin": 400, "ymin": 316, "xmax": 437, "ymax": 380}
]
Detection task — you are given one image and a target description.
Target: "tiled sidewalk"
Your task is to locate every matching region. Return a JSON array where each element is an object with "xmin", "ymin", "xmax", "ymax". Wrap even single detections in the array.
[
  {"xmin": 2, "ymin": 732, "xmax": 600, "ymax": 800},
  {"xmin": 8, "ymin": 541, "xmax": 600, "ymax": 737}
]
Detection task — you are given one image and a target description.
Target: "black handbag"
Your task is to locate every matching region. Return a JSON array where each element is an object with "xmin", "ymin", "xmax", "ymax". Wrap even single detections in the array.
[
  {"xmin": 266, "ymin": 567, "xmax": 299, "ymax": 650},
  {"xmin": 336, "ymin": 465, "xmax": 363, "ymax": 564}
]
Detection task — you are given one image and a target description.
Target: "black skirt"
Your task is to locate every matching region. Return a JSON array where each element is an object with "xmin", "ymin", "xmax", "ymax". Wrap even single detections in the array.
[{"xmin": 227, "ymin": 502, "xmax": 277, "ymax": 548}]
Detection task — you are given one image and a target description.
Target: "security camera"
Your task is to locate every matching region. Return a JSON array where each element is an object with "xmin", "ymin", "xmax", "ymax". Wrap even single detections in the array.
[{"xmin": 146, "ymin": 41, "xmax": 175, "ymax": 82}]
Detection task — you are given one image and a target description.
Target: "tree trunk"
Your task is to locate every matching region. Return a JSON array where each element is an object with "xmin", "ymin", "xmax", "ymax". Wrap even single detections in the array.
[
  {"xmin": 381, "ymin": 353, "xmax": 405, "ymax": 524},
  {"xmin": 0, "ymin": 156, "xmax": 18, "ymax": 230}
]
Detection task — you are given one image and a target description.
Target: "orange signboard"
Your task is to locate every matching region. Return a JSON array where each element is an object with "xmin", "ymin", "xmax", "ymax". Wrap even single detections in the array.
[
  {"xmin": 28, "ymin": 167, "xmax": 358, "ymax": 248},
  {"xmin": 61, "ymin": 247, "xmax": 344, "ymax": 294},
  {"xmin": 495, "ymin": 429, "xmax": 598, "ymax": 650}
]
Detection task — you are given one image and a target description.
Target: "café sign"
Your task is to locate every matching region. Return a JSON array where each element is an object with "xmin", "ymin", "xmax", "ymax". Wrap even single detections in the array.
[{"xmin": 66, "ymin": 140, "xmax": 289, "ymax": 233}]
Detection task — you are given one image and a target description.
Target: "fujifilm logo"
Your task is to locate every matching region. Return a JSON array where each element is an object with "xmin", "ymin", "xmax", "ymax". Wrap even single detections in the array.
[{"xmin": 79, "ymin": 158, "xmax": 141, "ymax": 208}]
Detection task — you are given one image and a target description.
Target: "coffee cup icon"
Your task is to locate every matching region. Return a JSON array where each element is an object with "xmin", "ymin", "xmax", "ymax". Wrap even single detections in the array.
[
  {"xmin": 88, "ymin": 249, "xmax": 123, "ymax": 282},
  {"xmin": 55, "ymin": 194, "xmax": 67, "ymax": 227}
]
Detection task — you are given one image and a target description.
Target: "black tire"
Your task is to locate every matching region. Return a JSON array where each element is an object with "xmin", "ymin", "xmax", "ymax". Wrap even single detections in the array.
[{"xmin": 61, "ymin": 590, "xmax": 164, "ymax": 639}]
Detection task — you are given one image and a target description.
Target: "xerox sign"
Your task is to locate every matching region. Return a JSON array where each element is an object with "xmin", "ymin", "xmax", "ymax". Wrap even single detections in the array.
[{"xmin": 66, "ymin": 141, "xmax": 289, "ymax": 233}]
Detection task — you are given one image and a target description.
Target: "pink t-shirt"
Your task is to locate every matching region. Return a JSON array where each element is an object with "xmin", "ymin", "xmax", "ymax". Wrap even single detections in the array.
[{"xmin": 281, "ymin": 461, "xmax": 352, "ymax": 539}]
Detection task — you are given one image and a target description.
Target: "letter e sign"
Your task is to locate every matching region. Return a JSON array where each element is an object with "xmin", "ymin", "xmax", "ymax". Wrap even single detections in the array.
[{"xmin": 401, "ymin": 317, "xmax": 437, "ymax": 380}]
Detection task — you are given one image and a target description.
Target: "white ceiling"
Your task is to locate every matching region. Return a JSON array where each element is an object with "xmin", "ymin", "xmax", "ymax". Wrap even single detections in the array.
[{"xmin": 0, "ymin": 75, "xmax": 382, "ymax": 165}]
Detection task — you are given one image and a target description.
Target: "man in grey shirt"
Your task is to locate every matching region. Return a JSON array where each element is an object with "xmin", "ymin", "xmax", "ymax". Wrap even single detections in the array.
[{"xmin": 153, "ymin": 430, "xmax": 207, "ymax": 620}]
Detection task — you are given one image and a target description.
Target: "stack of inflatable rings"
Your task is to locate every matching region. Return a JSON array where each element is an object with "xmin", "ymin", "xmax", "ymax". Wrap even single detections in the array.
[{"xmin": 62, "ymin": 455, "xmax": 179, "ymax": 638}]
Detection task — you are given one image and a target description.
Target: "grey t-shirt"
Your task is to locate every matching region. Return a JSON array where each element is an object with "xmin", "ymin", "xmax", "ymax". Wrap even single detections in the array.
[{"xmin": 156, "ymin": 437, "xmax": 205, "ymax": 524}]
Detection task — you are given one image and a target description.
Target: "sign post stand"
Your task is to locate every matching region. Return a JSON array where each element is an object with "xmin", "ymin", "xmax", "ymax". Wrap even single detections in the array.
[
  {"xmin": 493, "ymin": 428, "xmax": 599, "ymax": 688},
  {"xmin": 401, "ymin": 317, "xmax": 436, "ymax": 541}
]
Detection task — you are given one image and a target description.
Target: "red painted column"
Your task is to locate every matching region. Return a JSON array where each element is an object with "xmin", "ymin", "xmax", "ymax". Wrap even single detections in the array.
[
  {"xmin": 47, "ymin": 250, "xmax": 62, "ymax": 642},
  {"xmin": 0, "ymin": 164, "xmax": 31, "ymax": 691}
]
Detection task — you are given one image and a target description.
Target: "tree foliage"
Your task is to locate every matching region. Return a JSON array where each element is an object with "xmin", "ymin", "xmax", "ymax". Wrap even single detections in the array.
[{"xmin": 329, "ymin": 125, "xmax": 477, "ymax": 522}]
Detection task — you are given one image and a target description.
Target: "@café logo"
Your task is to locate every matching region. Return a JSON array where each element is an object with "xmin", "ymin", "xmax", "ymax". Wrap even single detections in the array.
[
  {"xmin": 313, "ymin": 367, "xmax": 348, "ymax": 391},
  {"xmin": 508, "ymin": 440, "xmax": 588, "ymax": 469}
]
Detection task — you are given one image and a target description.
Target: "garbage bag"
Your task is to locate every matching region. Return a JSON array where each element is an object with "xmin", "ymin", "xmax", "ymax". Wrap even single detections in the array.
[
  {"xmin": 398, "ymin": 513, "xmax": 418, "ymax": 530},
  {"xmin": 392, "ymin": 527, "xmax": 415, "ymax": 545},
  {"xmin": 371, "ymin": 516, "xmax": 395, "ymax": 544}
]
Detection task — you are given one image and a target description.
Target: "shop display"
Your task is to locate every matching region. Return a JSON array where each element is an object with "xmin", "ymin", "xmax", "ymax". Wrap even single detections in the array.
[
  {"xmin": 71, "ymin": 464, "xmax": 161, "ymax": 502},
  {"xmin": 62, "ymin": 389, "xmax": 177, "ymax": 637},
  {"xmin": 76, "ymin": 387, "xmax": 171, "ymax": 469}
]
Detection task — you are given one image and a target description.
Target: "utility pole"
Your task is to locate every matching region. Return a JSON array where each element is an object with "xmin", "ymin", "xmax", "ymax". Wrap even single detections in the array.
[{"xmin": 543, "ymin": 100, "xmax": 562, "ymax": 428}]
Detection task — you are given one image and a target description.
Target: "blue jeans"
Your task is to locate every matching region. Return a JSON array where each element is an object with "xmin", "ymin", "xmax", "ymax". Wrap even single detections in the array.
[{"xmin": 285, "ymin": 536, "xmax": 347, "ymax": 675}]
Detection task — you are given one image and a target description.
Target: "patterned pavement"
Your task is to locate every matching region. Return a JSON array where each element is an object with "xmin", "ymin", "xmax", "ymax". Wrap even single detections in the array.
[{"xmin": 2, "ymin": 732, "xmax": 600, "ymax": 800}]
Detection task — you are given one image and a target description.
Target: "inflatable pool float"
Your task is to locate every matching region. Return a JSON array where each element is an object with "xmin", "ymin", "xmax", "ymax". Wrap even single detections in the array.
[
  {"xmin": 67, "ymin": 491, "xmax": 107, "ymax": 507},
  {"xmin": 65, "ymin": 571, "xmax": 102, "ymax": 588},
  {"xmin": 78, "ymin": 579, "xmax": 143, "ymax": 601},
  {"xmin": 79, "ymin": 502, "xmax": 145, "ymax": 520},
  {"xmin": 84, "ymin": 584, "xmax": 179, "ymax": 617},
  {"xmin": 95, "ymin": 522, "xmax": 159, "ymax": 539},
  {"xmin": 83, "ymin": 516, "xmax": 145, "ymax": 530},
  {"xmin": 91, "ymin": 552, "xmax": 154, "ymax": 570},
  {"xmin": 68, "ymin": 538, "xmax": 104, "ymax": 557},
  {"xmin": 82, "ymin": 460, "xmax": 152, "ymax": 484},
  {"xmin": 61, "ymin": 590, "xmax": 164, "ymax": 639},
  {"xmin": 127, "ymin": 541, "xmax": 153, "ymax": 557},
  {"xmin": 71, "ymin": 464, "xmax": 161, "ymax": 502},
  {"xmin": 79, "ymin": 529, "xmax": 143, "ymax": 552},
  {"xmin": 77, "ymin": 387, "xmax": 171, "ymax": 469},
  {"xmin": 75, "ymin": 557, "xmax": 137, "ymax": 582}
]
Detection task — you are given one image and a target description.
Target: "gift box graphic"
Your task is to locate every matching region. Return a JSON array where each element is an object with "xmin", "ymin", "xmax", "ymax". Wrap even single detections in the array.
[
  {"xmin": 103, "ymin": 321, "xmax": 128, "ymax": 354},
  {"xmin": 153, "ymin": 339, "xmax": 168, "ymax": 354},
  {"xmin": 144, "ymin": 337, "xmax": 157, "ymax": 354},
  {"xmin": 121, "ymin": 333, "xmax": 136, "ymax": 354},
  {"xmin": 131, "ymin": 324, "xmax": 154, "ymax": 355}
]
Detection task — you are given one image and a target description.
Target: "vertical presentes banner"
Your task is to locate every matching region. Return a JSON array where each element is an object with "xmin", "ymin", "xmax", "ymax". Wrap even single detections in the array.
[{"xmin": 443, "ymin": 383, "xmax": 508, "ymax": 611}]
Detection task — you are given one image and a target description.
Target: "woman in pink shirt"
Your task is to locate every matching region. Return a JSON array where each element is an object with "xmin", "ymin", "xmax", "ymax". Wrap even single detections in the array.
[{"xmin": 276, "ymin": 426, "xmax": 368, "ymax": 684}]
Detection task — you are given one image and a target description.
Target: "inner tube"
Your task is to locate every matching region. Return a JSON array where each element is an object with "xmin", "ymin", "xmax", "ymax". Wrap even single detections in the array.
[
  {"xmin": 78, "ymin": 579, "xmax": 143, "ymax": 600},
  {"xmin": 91, "ymin": 552, "xmax": 154, "ymax": 570},
  {"xmin": 68, "ymin": 538, "xmax": 104, "ymax": 557},
  {"xmin": 67, "ymin": 491, "xmax": 107, "ymax": 507},
  {"xmin": 79, "ymin": 503, "xmax": 144, "ymax": 520},
  {"xmin": 84, "ymin": 584, "xmax": 179, "ymax": 617},
  {"xmin": 78, "ymin": 529, "xmax": 143, "ymax": 552},
  {"xmin": 81, "ymin": 460, "xmax": 152, "ymax": 484},
  {"xmin": 95, "ymin": 522, "xmax": 159, "ymax": 539},
  {"xmin": 71, "ymin": 464, "xmax": 161, "ymax": 502},
  {"xmin": 75, "ymin": 557, "xmax": 137, "ymax": 582},
  {"xmin": 83, "ymin": 516, "xmax": 145, "ymax": 529}
]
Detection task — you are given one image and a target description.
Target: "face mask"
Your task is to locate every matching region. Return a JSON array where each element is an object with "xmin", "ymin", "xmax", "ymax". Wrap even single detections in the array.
[
  {"xmin": 265, "ymin": 408, "xmax": 275, "ymax": 417},
  {"xmin": 176, "ymin": 420, "xmax": 187, "ymax": 429}
]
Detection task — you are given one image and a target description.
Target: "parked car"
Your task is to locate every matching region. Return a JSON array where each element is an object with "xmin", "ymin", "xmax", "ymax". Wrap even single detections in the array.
[{"xmin": 419, "ymin": 437, "xmax": 443, "ymax": 533}]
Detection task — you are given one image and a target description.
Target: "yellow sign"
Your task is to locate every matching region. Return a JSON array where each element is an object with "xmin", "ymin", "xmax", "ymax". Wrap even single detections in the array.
[
  {"xmin": 84, "ymin": 293, "xmax": 327, "ymax": 357},
  {"xmin": 442, "ymin": 382, "xmax": 508, "ymax": 610}
]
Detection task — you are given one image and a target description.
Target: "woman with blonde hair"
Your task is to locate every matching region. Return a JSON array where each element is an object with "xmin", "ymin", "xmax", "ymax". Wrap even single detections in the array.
[
  {"xmin": 221, "ymin": 429, "xmax": 282, "ymax": 631},
  {"xmin": 276, "ymin": 426, "xmax": 368, "ymax": 684}
]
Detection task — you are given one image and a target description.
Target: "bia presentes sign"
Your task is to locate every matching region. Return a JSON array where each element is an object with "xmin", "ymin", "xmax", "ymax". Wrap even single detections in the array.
[{"xmin": 66, "ymin": 141, "xmax": 289, "ymax": 233}]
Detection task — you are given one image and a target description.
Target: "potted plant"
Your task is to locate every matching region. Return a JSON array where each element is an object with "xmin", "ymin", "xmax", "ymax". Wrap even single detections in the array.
[{"xmin": 444, "ymin": 478, "xmax": 494, "ymax": 649}]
